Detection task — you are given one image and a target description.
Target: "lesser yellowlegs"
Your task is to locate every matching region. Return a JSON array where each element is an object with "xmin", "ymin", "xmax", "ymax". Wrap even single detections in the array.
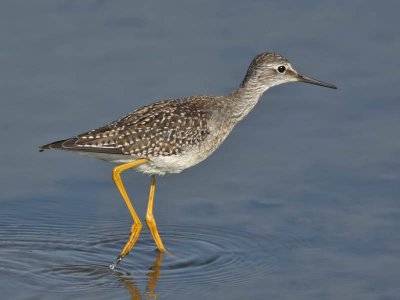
[{"xmin": 40, "ymin": 52, "xmax": 337, "ymax": 268}]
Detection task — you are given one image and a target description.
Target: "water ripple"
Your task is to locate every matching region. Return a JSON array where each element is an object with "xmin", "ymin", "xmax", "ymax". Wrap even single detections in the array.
[{"xmin": 0, "ymin": 221, "xmax": 310, "ymax": 297}]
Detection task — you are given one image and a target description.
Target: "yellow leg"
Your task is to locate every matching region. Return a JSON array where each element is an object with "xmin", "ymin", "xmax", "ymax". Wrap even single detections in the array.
[
  {"xmin": 146, "ymin": 175, "xmax": 166, "ymax": 252},
  {"xmin": 110, "ymin": 158, "xmax": 149, "ymax": 269}
]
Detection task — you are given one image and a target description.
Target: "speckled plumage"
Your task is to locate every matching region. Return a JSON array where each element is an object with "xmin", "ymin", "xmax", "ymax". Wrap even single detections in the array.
[
  {"xmin": 40, "ymin": 52, "xmax": 336, "ymax": 175},
  {"xmin": 50, "ymin": 97, "xmax": 213, "ymax": 157}
]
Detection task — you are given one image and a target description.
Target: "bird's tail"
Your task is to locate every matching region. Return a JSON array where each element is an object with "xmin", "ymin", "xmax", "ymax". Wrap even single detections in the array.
[{"xmin": 38, "ymin": 139, "xmax": 73, "ymax": 152}]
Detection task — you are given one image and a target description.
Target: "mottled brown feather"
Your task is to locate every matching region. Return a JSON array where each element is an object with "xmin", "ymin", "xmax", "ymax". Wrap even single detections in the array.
[{"xmin": 40, "ymin": 97, "xmax": 213, "ymax": 157}]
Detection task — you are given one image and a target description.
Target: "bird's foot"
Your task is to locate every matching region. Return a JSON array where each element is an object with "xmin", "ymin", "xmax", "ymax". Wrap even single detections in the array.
[{"xmin": 109, "ymin": 256, "xmax": 122, "ymax": 270}]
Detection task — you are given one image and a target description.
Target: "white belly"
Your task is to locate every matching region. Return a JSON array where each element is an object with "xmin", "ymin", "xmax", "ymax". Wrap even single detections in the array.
[{"xmin": 75, "ymin": 148, "xmax": 210, "ymax": 176}]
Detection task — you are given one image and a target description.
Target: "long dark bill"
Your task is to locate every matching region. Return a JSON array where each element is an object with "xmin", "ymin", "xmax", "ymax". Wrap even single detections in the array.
[{"xmin": 298, "ymin": 74, "xmax": 337, "ymax": 89}]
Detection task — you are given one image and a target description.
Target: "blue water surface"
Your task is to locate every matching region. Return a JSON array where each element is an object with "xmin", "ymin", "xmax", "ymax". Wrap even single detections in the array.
[{"xmin": 0, "ymin": 1, "xmax": 399, "ymax": 299}]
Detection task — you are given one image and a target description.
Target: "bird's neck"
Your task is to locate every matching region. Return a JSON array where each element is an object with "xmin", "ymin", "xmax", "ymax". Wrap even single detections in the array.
[{"xmin": 226, "ymin": 80, "xmax": 270, "ymax": 122}]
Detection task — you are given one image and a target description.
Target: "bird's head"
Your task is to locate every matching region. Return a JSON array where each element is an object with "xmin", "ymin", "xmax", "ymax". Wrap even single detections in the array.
[{"xmin": 241, "ymin": 52, "xmax": 337, "ymax": 92}]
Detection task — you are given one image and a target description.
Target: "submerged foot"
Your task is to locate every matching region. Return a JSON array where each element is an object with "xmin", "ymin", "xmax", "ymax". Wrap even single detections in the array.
[{"xmin": 109, "ymin": 257, "xmax": 122, "ymax": 270}]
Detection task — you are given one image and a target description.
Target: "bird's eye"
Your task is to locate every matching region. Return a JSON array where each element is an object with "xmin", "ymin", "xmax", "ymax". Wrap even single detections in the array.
[{"xmin": 277, "ymin": 65, "xmax": 286, "ymax": 73}]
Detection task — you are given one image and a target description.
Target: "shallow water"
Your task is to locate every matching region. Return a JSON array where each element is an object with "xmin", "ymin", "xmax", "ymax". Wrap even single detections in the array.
[
  {"xmin": 0, "ymin": 211, "xmax": 310, "ymax": 299},
  {"xmin": 1, "ymin": 1, "xmax": 400, "ymax": 299}
]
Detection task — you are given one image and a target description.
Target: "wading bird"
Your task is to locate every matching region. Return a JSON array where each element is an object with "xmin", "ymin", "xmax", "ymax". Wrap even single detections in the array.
[{"xmin": 40, "ymin": 52, "xmax": 336, "ymax": 268}]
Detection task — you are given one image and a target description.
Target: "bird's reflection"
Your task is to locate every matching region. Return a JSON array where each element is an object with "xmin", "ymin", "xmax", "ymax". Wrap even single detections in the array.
[
  {"xmin": 145, "ymin": 251, "xmax": 163, "ymax": 299},
  {"xmin": 112, "ymin": 251, "xmax": 164, "ymax": 300}
]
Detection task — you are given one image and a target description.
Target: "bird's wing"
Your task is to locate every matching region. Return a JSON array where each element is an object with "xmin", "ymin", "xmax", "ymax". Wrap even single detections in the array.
[
  {"xmin": 38, "ymin": 122, "xmax": 125, "ymax": 153},
  {"xmin": 39, "ymin": 97, "xmax": 212, "ymax": 157},
  {"xmin": 118, "ymin": 98, "xmax": 211, "ymax": 157}
]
